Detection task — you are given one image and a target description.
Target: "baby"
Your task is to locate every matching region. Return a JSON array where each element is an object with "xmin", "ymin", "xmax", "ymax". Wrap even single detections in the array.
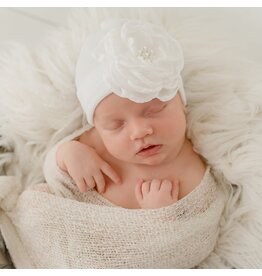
[
  {"xmin": 55, "ymin": 19, "xmax": 207, "ymax": 209},
  {"xmin": 27, "ymin": 19, "xmax": 225, "ymax": 268}
]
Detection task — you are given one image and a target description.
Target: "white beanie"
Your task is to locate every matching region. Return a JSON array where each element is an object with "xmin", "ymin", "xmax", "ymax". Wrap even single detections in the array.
[{"xmin": 75, "ymin": 19, "xmax": 186, "ymax": 126}]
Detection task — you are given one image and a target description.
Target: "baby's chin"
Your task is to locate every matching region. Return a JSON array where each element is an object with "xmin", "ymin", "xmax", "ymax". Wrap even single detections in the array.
[
  {"xmin": 137, "ymin": 157, "xmax": 165, "ymax": 166},
  {"xmin": 133, "ymin": 153, "xmax": 167, "ymax": 166},
  {"xmin": 109, "ymin": 151, "xmax": 167, "ymax": 166}
]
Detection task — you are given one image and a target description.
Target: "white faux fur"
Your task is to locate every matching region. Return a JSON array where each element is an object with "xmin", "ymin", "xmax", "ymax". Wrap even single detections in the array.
[{"xmin": 0, "ymin": 8, "xmax": 262, "ymax": 268}]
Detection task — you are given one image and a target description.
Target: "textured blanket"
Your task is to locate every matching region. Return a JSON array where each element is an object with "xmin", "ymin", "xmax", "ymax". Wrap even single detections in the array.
[{"xmin": 8, "ymin": 166, "xmax": 226, "ymax": 268}]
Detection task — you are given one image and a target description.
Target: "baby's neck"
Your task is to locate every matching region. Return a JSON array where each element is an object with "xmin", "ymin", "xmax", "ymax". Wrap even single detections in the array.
[{"xmin": 100, "ymin": 136, "xmax": 206, "ymax": 210}]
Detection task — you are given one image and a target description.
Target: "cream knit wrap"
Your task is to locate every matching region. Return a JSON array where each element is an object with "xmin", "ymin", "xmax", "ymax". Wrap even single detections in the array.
[{"xmin": 6, "ymin": 132, "xmax": 226, "ymax": 268}]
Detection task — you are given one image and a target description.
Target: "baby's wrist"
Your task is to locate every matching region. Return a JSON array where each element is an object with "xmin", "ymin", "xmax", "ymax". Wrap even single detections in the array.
[{"xmin": 56, "ymin": 141, "xmax": 78, "ymax": 171}]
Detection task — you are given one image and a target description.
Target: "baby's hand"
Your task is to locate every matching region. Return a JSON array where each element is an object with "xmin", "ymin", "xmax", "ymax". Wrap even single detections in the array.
[
  {"xmin": 135, "ymin": 178, "xmax": 179, "ymax": 209},
  {"xmin": 56, "ymin": 141, "xmax": 122, "ymax": 193}
]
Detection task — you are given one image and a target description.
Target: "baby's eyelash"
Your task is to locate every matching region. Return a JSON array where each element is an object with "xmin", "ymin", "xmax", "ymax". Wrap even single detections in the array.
[{"xmin": 107, "ymin": 121, "xmax": 125, "ymax": 130}]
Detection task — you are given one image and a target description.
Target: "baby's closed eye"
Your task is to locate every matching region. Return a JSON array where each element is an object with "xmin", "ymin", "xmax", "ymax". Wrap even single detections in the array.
[
  {"xmin": 145, "ymin": 104, "xmax": 167, "ymax": 116},
  {"xmin": 106, "ymin": 120, "xmax": 125, "ymax": 130}
]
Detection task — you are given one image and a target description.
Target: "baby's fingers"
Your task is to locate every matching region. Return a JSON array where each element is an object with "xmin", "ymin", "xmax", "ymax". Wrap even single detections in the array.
[
  {"xmin": 101, "ymin": 162, "xmax": 122, "ymax": 185},
  {"xmin": 135, "ymin": 178, "xmax": 144, "ymax": 202},
  {"xmin": 84, "ymin": 176, "xmax": 96, "ymax": 191},
  {"xmin": 159, "ymin": 179, "xmax": 172, "ymax": 193},
  {"xmin": 93, "ymin": 171, "xmax": 106, "ymax": 193},
  {"xmin": 171, "ymin": 180, "xmax": 180, "ymax": 201},
  {"xmin": 76, "ymin": 178, "xmax": 89, "ymax": 193}
]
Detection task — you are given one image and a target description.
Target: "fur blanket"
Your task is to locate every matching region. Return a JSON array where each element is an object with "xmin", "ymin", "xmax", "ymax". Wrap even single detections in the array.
[{"xmin": 0, "ymin": 8, "xmax": 262, "ymax": 268}]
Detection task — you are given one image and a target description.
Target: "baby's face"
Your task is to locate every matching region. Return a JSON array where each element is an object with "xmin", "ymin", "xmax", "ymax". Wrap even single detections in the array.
[{"xmin": 94, "ymin": 93, "xmax": 187, "ymax": 166}]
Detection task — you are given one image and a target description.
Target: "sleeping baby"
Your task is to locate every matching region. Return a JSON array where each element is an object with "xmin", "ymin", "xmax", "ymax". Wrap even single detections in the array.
[
  {"xmin": 34, "ymin": 19, "xmax": 226, "ymax": 268},
  {"xmin": 55, "ymin": 19, "xmax": 207, "ymax": 209}
]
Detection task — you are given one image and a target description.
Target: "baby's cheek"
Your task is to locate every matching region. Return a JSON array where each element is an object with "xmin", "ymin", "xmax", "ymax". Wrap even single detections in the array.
[
  {"xmin": 106, "ymin": 139, "xmax": 132, "ymax": 160},
  {"xmin": 166, "ymin": 120, "xmax": 186, "ymax": 141}
]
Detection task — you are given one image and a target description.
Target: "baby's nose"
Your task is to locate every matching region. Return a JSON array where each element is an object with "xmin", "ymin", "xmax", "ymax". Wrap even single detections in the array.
[{"xmin": 129, "ymin": 119, "xmax": 153, "ymax": 140}]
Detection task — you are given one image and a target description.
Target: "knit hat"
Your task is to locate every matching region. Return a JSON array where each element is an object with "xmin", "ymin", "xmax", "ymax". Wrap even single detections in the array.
[{"xmin": 75, "ymin": 19, "xmax": 186, "ymax": 125}]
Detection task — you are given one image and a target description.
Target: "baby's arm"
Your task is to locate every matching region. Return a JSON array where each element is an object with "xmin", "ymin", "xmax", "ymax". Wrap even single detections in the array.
[
  {"xmin": 135, "ymin": 179, "xmax": 179, "ymax": 209},
  {"xmin": 56, "ymin": 140, "xmax": 122, "ymax": 193}
]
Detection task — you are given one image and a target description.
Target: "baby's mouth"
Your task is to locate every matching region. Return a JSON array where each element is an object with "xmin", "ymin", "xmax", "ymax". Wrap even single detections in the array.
[{"xmin": 137, "ymin": 144, "xmax": 162, "ymax": 156}]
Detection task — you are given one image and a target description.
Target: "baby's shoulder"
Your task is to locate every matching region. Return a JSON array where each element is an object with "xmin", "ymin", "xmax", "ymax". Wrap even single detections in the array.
[{"xmin": 178, "ymin": 148, "xmax": 207, "ymax": 198}]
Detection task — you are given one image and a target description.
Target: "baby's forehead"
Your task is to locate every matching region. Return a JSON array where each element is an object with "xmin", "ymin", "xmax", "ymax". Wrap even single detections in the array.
[
  {"xmin": 95, "ymin": 93, "xmax": 166, "ymax": 121},
  {"xmin": 102, "ymin": 93, "xmax": 163, "ymax": 107}
]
